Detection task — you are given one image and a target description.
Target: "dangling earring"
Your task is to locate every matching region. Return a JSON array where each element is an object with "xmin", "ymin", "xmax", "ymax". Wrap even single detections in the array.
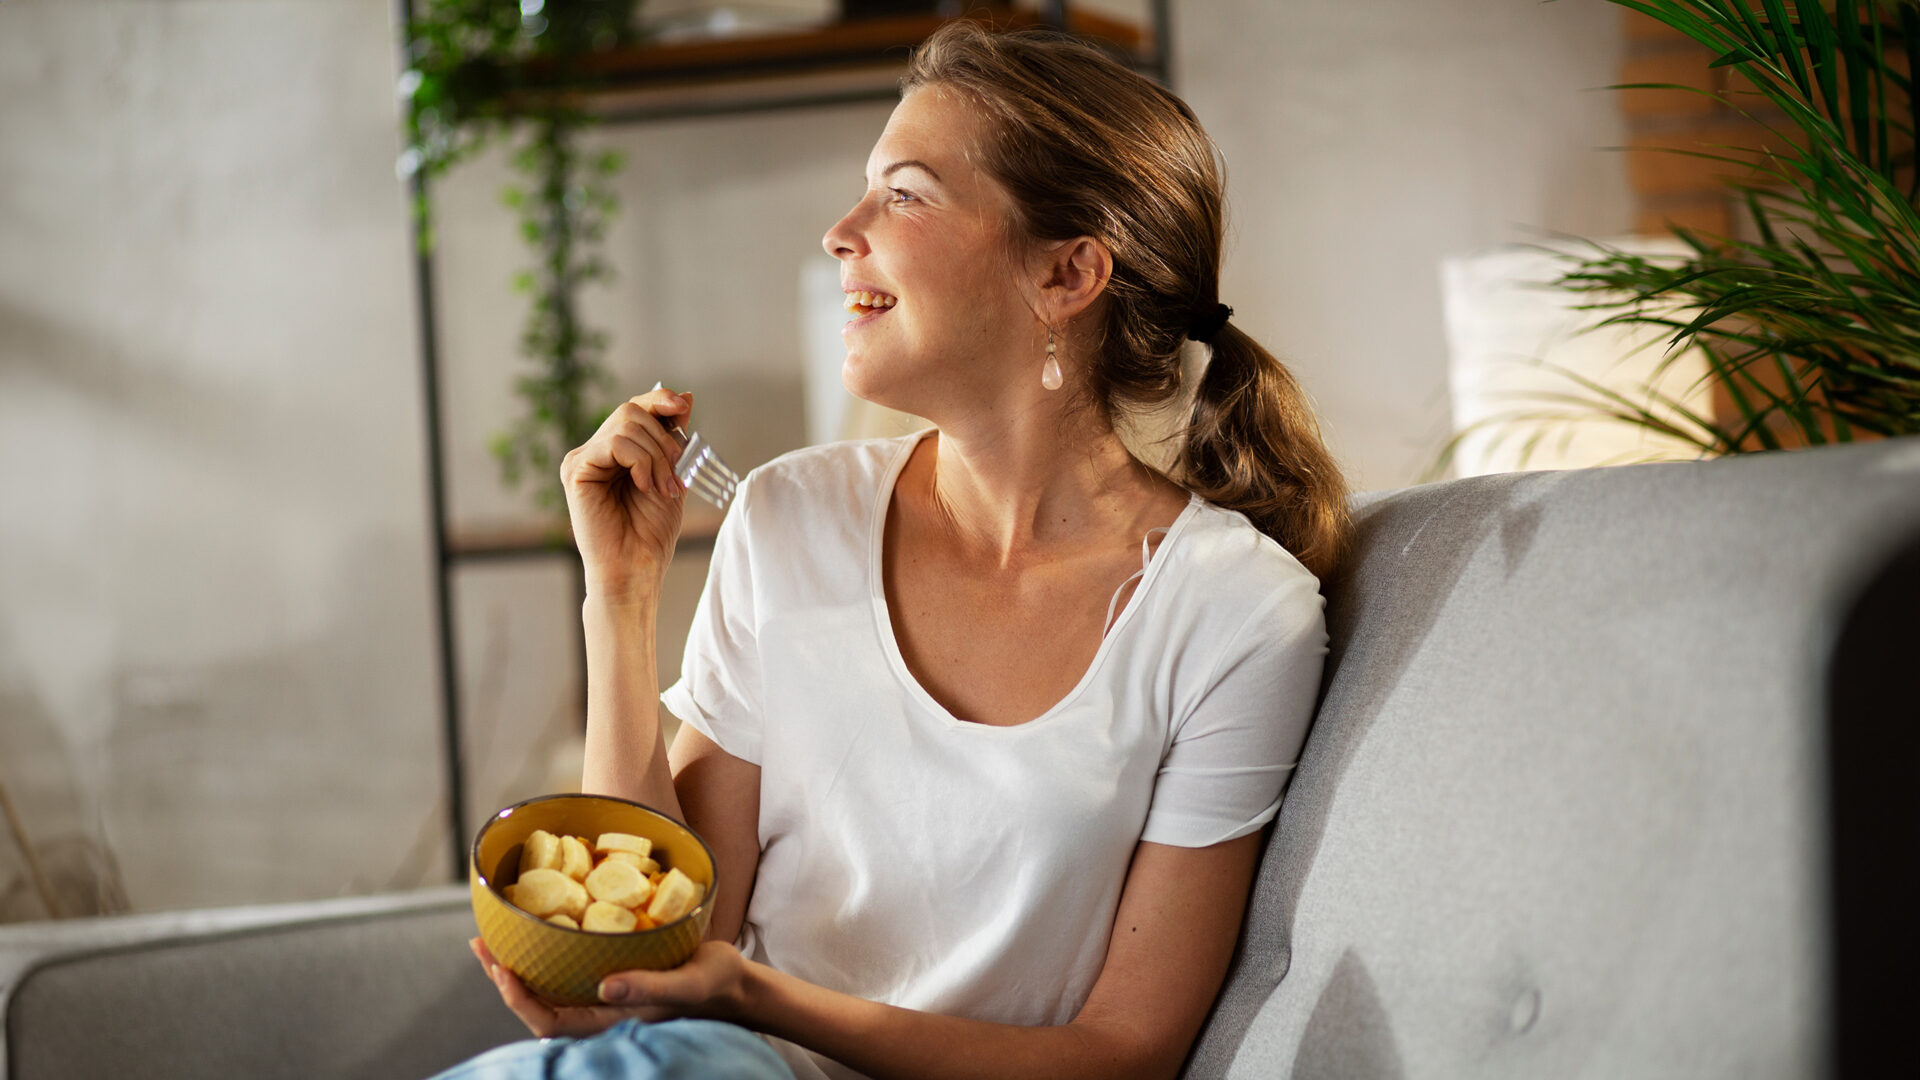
[{"xmin": 1041, "ymin": 327, "xmax": 1063, "ymax": 390}]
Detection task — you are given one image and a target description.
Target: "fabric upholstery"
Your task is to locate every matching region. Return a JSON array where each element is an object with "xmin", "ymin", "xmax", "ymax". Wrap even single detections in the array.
[
  {"xmin": 5, "ymin": 898, "xmax": 522, "ymax": 1080},
  {"xmin": 7, "ymin": 438, "xmax": 1919, "ymax": 1079},
  {"xmin": 1185, "ymin": 437, "xmax": 1920, "ymax": 1078}
]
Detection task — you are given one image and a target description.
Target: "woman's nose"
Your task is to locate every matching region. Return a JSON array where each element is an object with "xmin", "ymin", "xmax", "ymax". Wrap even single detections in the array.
[{"xmin": 822, "ymin": 202, "xmax": 867, "ymax": 260}]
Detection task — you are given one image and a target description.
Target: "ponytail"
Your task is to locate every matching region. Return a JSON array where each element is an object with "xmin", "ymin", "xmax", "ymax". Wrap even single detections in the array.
[
  {"xmin": 904, "ymin": 23, "xmax": 1352, "ymax": 578},
  {"xmin": 1182, "ymin": 325, "xmax": 1351, "ymax": 581}
]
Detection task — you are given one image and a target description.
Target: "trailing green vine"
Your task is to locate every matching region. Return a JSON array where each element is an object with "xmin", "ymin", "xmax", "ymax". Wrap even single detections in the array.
[{"xmin": 398, "ymin": 0, "xmax": 641, "ymax": 519}]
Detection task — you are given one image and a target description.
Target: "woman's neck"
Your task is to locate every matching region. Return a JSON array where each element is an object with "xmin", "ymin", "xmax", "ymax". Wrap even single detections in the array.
[{"xmin": 903, "ymin": 403, "xmax": 1180, "ymax": 570}]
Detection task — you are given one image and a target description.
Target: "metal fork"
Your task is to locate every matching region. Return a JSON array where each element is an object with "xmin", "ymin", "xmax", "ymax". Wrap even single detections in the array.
[
  {"xmin": 648, "ymin": 381, "xmax": 738, "ymax": 510},
  {"xmin": 666, "ymin": 422, "xmax": 738, "ymax": 511}
]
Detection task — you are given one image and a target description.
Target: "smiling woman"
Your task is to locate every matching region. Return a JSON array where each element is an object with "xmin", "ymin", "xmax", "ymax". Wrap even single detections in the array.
[{"xmin": 435, "ymin": 20, "xmax": 1348, "ymax": 1080}]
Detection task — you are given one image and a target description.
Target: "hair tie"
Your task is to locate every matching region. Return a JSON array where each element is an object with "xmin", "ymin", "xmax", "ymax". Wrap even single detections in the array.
[{"xmin": 1188, "ymin": 303, "xmax": 1232, "ymax": 344}]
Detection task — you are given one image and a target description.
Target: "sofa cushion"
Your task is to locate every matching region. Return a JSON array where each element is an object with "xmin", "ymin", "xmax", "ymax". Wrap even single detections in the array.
[
  {"xmin": 1185, "ymin": 438, "xmax": 1920, "ymax": 1078},
  {"xmin": 4, "ymin": 892, "xmax": 524, "ymax": 1080}
]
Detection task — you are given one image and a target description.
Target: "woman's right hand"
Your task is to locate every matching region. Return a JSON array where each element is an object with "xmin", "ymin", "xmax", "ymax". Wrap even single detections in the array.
[{"xmin": 560, "ymin": 385, "xmax": 692, "ymax": 603}]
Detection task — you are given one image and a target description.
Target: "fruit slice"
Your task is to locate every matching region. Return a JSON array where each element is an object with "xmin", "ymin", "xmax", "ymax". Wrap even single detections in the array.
[
  {"xmin": 594, "ymin": 833, "xmax": 653, "ymax": 860},
  {"xmin": 582, "ymin": 901, "xmax": 638, "ymax": 934},
  {"xmin": 560, "ymin": 835, "xmax": 593, "ymax": 882},
  {"xmin": 645, "ymin": 867, "xmax": 704, "ymax": 924},
  {"xmin": 585, "ymin": 859, "xmax": 653, "ymax": 909},
  {"xmin": 545, "ymin": 913, "xmax": 579, "ymax": 929},
  {"xmin": 603, "ymin": 852, "xmax": 660, "ymax": 876},
  {"xmin": 519, "ymin": 830, "xmax": 563, "ymax": 876},
  {"xmin": 507, "ymin": 868, "xmax": 574, "ymax": 919}
]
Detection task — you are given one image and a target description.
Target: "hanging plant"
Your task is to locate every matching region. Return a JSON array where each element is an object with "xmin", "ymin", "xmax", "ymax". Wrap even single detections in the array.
[
  {"xmin": 1447, "ymin": 0, "xmax": 1919, "ymax": 470},
  {"xmin": 398, "ymin": 0, "xmax": 641, "ymax": 519}
]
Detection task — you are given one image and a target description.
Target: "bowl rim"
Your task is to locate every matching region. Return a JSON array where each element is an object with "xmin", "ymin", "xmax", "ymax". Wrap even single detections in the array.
[{"xmin": 472, "ymin": 791, "xmax": 719, "ymax": 939}]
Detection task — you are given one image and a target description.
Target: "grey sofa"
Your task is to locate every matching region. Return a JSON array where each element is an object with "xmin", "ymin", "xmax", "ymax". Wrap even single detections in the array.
[{"xmin": 6, "ymin": 438, "xmax": 1918, "ymax": 1079}]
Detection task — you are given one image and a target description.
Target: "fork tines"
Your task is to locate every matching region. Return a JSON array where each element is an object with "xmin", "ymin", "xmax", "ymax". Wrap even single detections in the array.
[{"xmin": 672, "ymin": 429, "xmax": 738, "ymax": 511}]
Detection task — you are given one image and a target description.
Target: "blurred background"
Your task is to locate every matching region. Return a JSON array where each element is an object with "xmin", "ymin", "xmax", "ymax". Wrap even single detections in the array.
[{"xmin": 1, "ymin": 0, "xmax": 1644, "ymax": 921}]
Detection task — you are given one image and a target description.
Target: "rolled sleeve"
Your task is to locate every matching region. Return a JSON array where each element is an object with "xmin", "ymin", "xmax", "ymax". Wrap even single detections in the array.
[{"xmin": 1140, "ymin": 578, "xmax": 1327, "ymax": 848}]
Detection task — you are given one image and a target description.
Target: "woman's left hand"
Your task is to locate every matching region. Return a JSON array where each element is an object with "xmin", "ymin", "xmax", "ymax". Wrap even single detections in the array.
[{"xmin": 470, "ymin": 938, "xmax": 752, "ymax": 1038}]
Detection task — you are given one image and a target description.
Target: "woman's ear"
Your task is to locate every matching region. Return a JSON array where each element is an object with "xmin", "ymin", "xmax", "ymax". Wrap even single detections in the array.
[{"xmin": 1037, "ymin": 236, "xmax": 1113, "ymax": 324}]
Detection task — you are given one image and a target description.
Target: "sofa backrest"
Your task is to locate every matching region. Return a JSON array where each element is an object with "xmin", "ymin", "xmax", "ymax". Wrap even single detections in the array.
[{"xmin": 1184, "ymin": 438, "xmax": 1920, "ymax": 1079}]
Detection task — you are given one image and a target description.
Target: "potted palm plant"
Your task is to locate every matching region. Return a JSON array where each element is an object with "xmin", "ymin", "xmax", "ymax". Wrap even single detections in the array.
[{"xmin": 1473, "ymin": 0, "xmax": 1918, "ymax": 462}]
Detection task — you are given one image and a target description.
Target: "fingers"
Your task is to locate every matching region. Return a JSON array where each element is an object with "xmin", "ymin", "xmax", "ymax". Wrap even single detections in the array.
[
  {"xmin": 471, "ymin": 938, "xmax": 658, "ymax": 1038},
  {"xmin": 606, "ymin": 403, "xmax": 676, "ymax": 495},
  {"xmin": 608, "ymin": 426, "xmax": 676, "ymax": 499},
  {"xmin": 596, "ymin": 941, "xmax": 739, "ymax": 1013},
  {"xmin": 563, "ymin": 387, "xmax": 692, "ymax": 498},
  {"xmin": 472, "ymin": 942, "xmax": 558, "ymax": 1035},
  {"xmin": 621, "ymin": 387, "xmax": 692, "ymax": 497}
]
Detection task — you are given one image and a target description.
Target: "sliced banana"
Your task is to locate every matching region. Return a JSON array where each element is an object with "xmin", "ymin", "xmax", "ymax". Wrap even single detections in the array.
[
  {"xmin": 519, "ymin": 830, "xmax": 563, "ymax": 876},
  {"xmin": 645, "ymin": 867, "xmax": 704, "ymax": 924},
  {"xmin": 585, "ymin": 859, "xmax": 653, "ymax": 909},
  {"xmin": 502, "ymin": 827, "xmax": 693, "ymax": 932},
  {"xmin": 594, "ymin": 832, "xmax": 653, "ymax": 860},
  {"xmin": 601, "ymin": 851, "xmax": 659, "ymax": 876},
  {"xmin": 508, "ymin": 868, "xmax": 575, "ymax": 919},
  {"xmin": 582, "ymin": 901, "xmax": 638, "ymax": 934},
  {"xmin": 559, "ymin": 834, "xmax": 593, "ymax": 882}
]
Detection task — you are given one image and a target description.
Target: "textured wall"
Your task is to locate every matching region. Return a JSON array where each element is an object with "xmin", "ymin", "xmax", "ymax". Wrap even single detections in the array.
[
  {"xmin": 0, "ymin": 0, "xmax": 444, "ymax": 916},
  {"xmin": 1176, "ymin": 0, "xmax": 1634, "ymax": 490},
  {"xmin": 0, "ymin": 0, "xmax": 1632, "ymax": 919}
]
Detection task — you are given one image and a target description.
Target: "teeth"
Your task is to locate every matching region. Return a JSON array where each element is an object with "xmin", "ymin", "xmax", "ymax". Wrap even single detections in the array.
[{"xmin": 843, "ymin": 290, "xmax": 897, "ymax": 312}]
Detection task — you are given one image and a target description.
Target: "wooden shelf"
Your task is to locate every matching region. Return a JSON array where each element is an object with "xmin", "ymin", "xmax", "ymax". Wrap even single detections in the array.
[{"xmin": 502, "ymin": 6, "xmax": 1161, "ymax": 122}]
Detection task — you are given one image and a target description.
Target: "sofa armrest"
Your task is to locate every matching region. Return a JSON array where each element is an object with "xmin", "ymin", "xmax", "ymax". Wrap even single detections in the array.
[{"xmin": 1, "ymin": 887, "xmax": 525, "ymax": 1080}]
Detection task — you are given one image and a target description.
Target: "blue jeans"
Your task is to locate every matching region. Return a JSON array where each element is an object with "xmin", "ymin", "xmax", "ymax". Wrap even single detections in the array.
[{"xmin": 428, "ymin": 1019, "xmax": 796, "ymax": 1080}]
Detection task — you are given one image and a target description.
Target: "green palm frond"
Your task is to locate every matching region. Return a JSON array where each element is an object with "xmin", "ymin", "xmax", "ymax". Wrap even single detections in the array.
[{"xmin": 1468, "ymin": 1, "xmax": 1920, "ymax": 467}]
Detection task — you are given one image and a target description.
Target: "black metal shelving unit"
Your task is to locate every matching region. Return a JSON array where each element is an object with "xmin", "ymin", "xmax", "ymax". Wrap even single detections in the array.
[{"xmin": 394, "ymin": 1, "xmax": 1171, "ymax": 881}]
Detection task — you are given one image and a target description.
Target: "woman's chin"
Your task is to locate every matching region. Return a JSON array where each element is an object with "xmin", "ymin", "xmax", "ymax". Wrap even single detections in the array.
[
  {"xmin": 840, "ymin": 357, "xmax": 908, "ymax": 413},
  {"xmin": 840, "ymin": 345, "xmax": 970, "ymax": 428}
]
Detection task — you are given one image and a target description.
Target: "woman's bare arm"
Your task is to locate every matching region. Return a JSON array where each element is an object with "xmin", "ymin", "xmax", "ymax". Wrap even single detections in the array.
[
  {"xmin": 666, "ymin": 724, "xmax": 762, "ymax": 945},
  {"xmin": 563, "ymin": 386, "xmax": 693, "ymax": 817},
  {"xmin": 578, "ymin": 596, "xmax": 682, "ymax": 820}
]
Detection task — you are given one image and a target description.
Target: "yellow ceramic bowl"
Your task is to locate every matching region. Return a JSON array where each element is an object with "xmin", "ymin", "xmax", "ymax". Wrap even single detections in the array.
[{"xmin": 471, "ymin": 792, "xmax": 718, "ymax": 1006}]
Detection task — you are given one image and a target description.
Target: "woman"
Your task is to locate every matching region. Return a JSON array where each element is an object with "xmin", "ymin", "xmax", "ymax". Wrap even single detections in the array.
[{"xmin": 451, "ymin": 21, "xmax": 1349, "ymax": 1080}]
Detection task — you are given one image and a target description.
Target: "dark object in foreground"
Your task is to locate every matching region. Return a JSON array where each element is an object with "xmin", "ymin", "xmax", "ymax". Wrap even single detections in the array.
[{"xmin": 1826, "ymin": 524, "xmax": 1920, "ymax": 1078}]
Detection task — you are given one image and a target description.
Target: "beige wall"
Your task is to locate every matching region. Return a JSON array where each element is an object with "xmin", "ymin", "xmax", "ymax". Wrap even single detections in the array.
[
  {"xmin": 0, "ymin": 0, "xmax": 446, "ymax": 916},
  {"xmin": 0, "ymin": 0, "xmax": 1631, "ymax": 918},
  {"xmin": 1177, "ymin": 0, "xmax": 1633, "ymax": 489}
]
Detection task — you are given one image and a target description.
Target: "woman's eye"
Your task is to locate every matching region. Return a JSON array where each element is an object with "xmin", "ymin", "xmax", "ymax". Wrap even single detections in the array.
[{"xmin": 888, "ymin": 188, "xmax": 917, "ymax": 204}]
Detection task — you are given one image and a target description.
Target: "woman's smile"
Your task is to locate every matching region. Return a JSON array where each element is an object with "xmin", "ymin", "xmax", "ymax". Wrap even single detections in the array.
[
  {"xmin": 820, "ymin": 88, "xmax": 1044, "ymax": 416},
  {"xmin": 841, "ymin": 288, "xmax": 899, "ymax": 334}
]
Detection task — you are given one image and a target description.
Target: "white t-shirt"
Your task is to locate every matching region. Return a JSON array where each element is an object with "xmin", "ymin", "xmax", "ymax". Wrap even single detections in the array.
[{"xmin": 662, "ymin": 431, "xmax": 1327, "ymax": 1080}]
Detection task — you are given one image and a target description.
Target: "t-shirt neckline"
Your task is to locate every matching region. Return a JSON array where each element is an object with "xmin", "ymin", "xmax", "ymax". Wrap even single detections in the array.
[{"xmin": 866, "ymin": 428, "xmax": 1203, "ymax": 734}]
